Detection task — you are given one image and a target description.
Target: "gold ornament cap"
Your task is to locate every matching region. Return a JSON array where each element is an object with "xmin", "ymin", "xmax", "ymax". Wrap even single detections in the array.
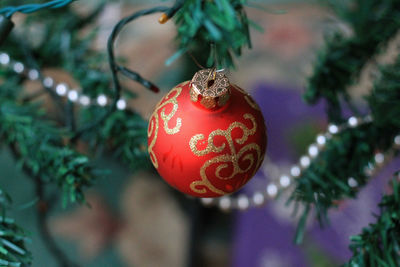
[{"xmin": 190, "ymin": 68, "xmax": 231, "ymax": 110}]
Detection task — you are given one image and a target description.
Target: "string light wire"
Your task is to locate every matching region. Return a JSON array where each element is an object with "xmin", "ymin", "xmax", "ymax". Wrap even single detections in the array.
[
  {"xmin": 72, "ymin": 1, "xmax": 183, "ymax": 140},
  {"xmin": 0, "ymin": 0, "xmax": 75, "ymax": 18}
]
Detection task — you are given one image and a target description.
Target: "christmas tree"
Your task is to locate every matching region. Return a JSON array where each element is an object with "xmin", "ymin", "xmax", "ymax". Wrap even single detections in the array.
[{"xmin": 0, "ymin": 0, "xmax": 399, "ymax": 266}]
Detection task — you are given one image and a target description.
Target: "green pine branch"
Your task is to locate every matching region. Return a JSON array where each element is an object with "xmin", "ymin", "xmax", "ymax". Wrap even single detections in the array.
[
  {"xmin": 99, "ymin": 110, "xmax": 149, "ymax": 170},
  {"xmin": 80, "ymin": 107, "xmax": 149, "ymax": 170},
  {"xmin": 172, "ymin": 0, "xmax": 255, "ymax": 69},
  {"xmin": 0, "ymin": 4, "xmax": 147, "ymax": 266},
  {"xmin": 0, "ymin": 189, "xmax": 31, "ymax": 267},
  {"xmin": 291, "ymin": 53, "xmax": 400, "ymax": 243},
  {"xmin": 2, "ymin": 1, "xmax": 150, "ymax": 172},
  {"xmin": 368, "ymin": 61, "xmax": 400, "ymax": 133},
  {"xmin": 0, "ymin": 77, "xmax": 97, "ymax": 206},
  {"xmin": 305, "ymin": 0, "xmax": 400, "ymax": 122},
  {"xmin": 345, "ymin": 174, "xmax": 400, "ymax": 267}
]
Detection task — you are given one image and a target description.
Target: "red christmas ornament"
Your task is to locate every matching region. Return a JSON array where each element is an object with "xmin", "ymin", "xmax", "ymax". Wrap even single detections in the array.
[{"xmin": 147, "ymin": 69, "xmax": 267, "ymax": 198}]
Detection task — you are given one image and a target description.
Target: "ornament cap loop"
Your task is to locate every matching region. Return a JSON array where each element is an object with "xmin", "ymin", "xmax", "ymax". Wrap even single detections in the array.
[{"xmin": 190, "ymin": 68, "xmax": 231, "ymax": 110}]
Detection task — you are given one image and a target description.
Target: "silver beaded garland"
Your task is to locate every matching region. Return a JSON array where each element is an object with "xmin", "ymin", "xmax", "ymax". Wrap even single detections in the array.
[
  {"xmin": 347, "ymin": 177, "xmax": 358, "ymax": 188},
  {"xmin": 0, "ymin": 52, "xmax": 10, "ymax": 65},
  {"xmin": 97, "ymin": 94, "xmax": 108, "ymax": 106},
  {"xmin": 55, "ymin": 83, "xmax": 68, "ymax": 96},
  {"xmin": 218, "ymin": 197, "xmax": 231, "ymax": 211},
  {"xmin": 200, "ymin": 118, "xmax": 398, "ymax": 211},
  {"xmin": 237, "ymin": 195, "xmax": 250, "ymax": 210},
  {"xmin": 348, "ymin": 116, "xmax": 359, "ymax": 127},
  {"xmin": 28, "ymin": 69, "xmax": 39, "ymax": 80},
  {"xmin": 394, "ymin": 135, "xmax": 400, "ymax": 146},
  {"xmin": 252, "ymin": 192, "xmax": 265, "ymax": 206},
  {"xmin": 279, "ymin": 175, "xmax": 290, "ymax": 188},
  {"xmin": 1, "ymin": 51, "xmax": 398, "ymax": 212},
  {"xmin": 0, "ymin": 51, "xmax": 127, "ymax": 110},
  {"xmin": 13, "ymin": 62, "xmax": 24, "ymax": 73},
  {"xmin": 67, "ymin": 89, "xmax": 79, "ymax": 102}
]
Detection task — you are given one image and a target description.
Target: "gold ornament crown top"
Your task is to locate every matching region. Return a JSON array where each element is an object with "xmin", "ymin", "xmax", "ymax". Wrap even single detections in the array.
[{"xmin": 190, "ymin": 68, "xmax": 231, "ymax": 110}]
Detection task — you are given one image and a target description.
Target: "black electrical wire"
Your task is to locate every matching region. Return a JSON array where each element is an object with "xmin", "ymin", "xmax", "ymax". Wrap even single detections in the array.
[
  {"xmin": 0, "ymin": 0, "xmax": 75, "ymax": 18},
  {"xmin": 72, "ymin": 0, "xmax": 184, "ymax": 140}
]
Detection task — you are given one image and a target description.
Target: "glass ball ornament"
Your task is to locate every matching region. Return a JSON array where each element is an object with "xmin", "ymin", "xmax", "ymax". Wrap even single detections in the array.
[{"xmin": 147, "ymin": 69, "xmax": 267, "ymax": 197}]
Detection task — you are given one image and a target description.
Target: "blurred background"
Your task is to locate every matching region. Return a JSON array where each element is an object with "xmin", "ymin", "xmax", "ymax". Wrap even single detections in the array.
[{"xmin": 1, "ymin": 0, "xmax": 399, "ymax": 266}]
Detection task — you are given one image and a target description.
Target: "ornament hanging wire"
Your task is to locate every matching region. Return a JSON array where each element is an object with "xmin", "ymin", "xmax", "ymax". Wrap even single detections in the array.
[{"xmin": 188, "ymin": 43, "xmax": 226, "ymax": 74}]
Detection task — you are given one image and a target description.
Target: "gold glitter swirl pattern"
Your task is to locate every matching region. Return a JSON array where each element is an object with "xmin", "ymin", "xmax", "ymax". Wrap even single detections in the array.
[
  {"xmin": 189, "ymin": 113, "xmax": 263, "ymax": 195},
  {"xmin": 148, "ymin": 82, "xmax": 187, "ymax": 168}
]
